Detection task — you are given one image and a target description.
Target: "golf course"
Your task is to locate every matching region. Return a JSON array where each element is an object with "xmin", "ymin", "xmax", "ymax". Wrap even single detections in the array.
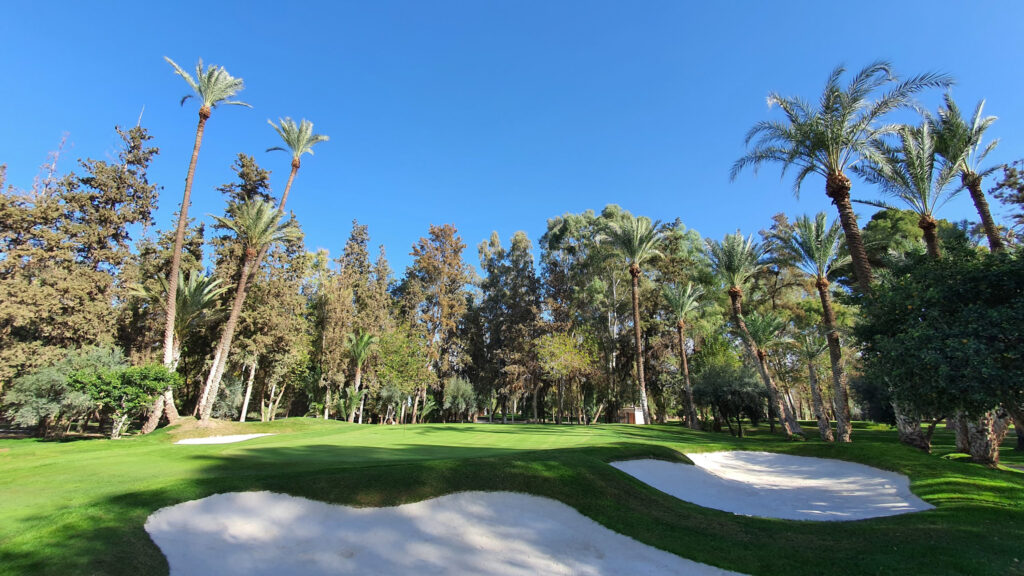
[{"xmin": 2, "ymin": 419, "xmax": 1021, "ymax": 575}]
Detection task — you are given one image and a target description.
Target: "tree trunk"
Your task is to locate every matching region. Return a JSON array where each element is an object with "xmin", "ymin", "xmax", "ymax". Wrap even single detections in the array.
[
  {"xmin": 952, "ymin": 413, "xmax": 971, "ymax": 453},
  {"xmin": 358, "ymin": 394, "xmax": 366, "ymax": 424},
  {"xmin": 411, "ymin": 388, "xmax": 420, "ymax": 424},
  {"xmin": 677, "ymin": 323, "xmax": 699, "ymax": 430},
  {"xmin": 826, "ymin": 171, "xmax": 873, "ymax": 293},
  {"xmin": 964, "ymin": 173, "xmax": 1003, "ymax": 252},
  {"xmin": 893, "ymin": 404, "xmax": 931, "ymax": 451},
  {"xmin": 278, "ymin": 159, "xmax": 299, "ymax": 212},
  {"xmin": 556, "ymin": 379, "xmax": 563, "ymax": 425},
  {"xmin": 348, "ymin": 366, "xmax": 363, "ymax": 423},
  {"xmin": 270, "ymin": 382, "xmax": 287, "ymax": 420},
  {"xmin": 816, "ymin": 278, "xmax": 852, "ymax": 442},
  {"xmin": 110, "ymin": 413, "xmax": 129, "ymax": 440},
  {"xmin": 197, "ymin": 340, "xmax": 224, "ymax": 417},
  {"xmin": 239, "ymin": 358, "xmax": 257, "ymax": 422},
  {"xmin": 1005, "ymin": 402, "xmax": 1024, "ymax": 451},
  {"xmin": 807, "ymin": 361, "xmax": 834, "ymax": 442},
  {"xmin": 919, "ymin": 216, "xmax": 942, "ymax": 259},
  {"xmin": 966, "ymin": 411, "xmax": 1001, "ymax": 467},
  {"xmin": 324, "ymin": 386, "xmax": 331, "ymax": 420},
  {"xmin": 200, "ymin": 254, "xmax": 254, "ymax": 423},
  {"xmin": 629, "ymin": 266, "xmax": 652, "ymax": 425},
  {"xmin": 729, "ymin": 287, "xmax": 801, "ymax": 437}
]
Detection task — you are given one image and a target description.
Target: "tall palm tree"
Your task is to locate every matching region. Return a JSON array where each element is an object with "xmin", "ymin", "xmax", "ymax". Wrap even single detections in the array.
[
  {"xmin": 793, "ymin": 331, "xmax": 834, "ymax": 442},
  {"xmin": 600, "ymin": 216, "xmax": 663, "ymax": 425},
  {"xmin": 932, "ymin": 94, "xmax": 1004, "ymax": 251},
  {"xmin": 787, "ymin": 213, "xmax": 853, "ymax": 442},
  {"xmin": 267, "ymin": 118, "xmax": 330, "ymax": 211},
  {"xmin": 199, "ymin": 200, "xmax": 298, "ymax": 423},
  {"xmin": 732, "ymin": 61, "xmax": 952, "ymax": 293},
  {"xmin": 855, "ymin": 122, "xmax": 959, "ymax": 258},
  {"xmin": 706, "ymin": 233, "xmax": 802, "ymax": 437},
  {"xmin": 346, "ymin": 330, "xmax": 378, "ymax": 423},
  {"xmin": 162, "ymin": 56, "xmax": 249, "ymax": 381},
  {"xmin": 662, "ymin": 282, "xmax": 704, "ymax": 430}
]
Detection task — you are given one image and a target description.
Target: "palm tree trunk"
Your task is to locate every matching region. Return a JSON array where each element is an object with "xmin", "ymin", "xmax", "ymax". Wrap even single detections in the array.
[
  {"xmin": 677, "ymin": 322, "xmax": 699, "ymax": 430},
  {"xmin": 152, "ymin": 108, "xmax": 211, "ymax": 432},
  {"xmin": 348, "ymin": 367, "xmax": 363, "ymax": 423},
  {"xmin": 807, "ymin": 361, "xmax": 834, "ymax": 442},
  {"xmin": 629, "ymin": 268, "xmax": 651, "ymax": 425},
  {"xmin": 200, "ymin": 255, "xmax": 253, "ymax": 423},
  {"xmin": 278, "ymin": 159, "xmax": 299, "ymax": 212},
  {"xmin": 964, "ymin": 174, "xmax": 1003, "ymax": 252},
  {"xmin": 816, "ymin": 278, "xmax": 852, "ymax": 442},
  {"xmin": 826, "ymin": 172, "xmax": 873, "ymax": 293},
  {"xmin": 239, "ymin": 358, "xmax": 257, "ymax": 422},
  {"xmin": 729, "ymin": 287, "xmax": 801, "ymax": 437},
  {"xmin": 919, "ymin": 216, "xmax": 942, "ymax": 258}
]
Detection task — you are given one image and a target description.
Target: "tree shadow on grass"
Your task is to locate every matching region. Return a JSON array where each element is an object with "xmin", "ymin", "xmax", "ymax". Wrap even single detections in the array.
[{"xmin": 3, "ymin": 439, "xmax": 1024, "ymax": 576}]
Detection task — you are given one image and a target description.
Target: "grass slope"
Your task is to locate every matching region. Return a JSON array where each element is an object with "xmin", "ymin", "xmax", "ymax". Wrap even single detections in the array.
[{"xmin": 0, "ymin": 419, "xmax": 1021, "ymax": 576}]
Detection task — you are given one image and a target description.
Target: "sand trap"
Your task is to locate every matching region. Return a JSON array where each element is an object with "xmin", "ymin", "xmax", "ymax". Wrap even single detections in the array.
[
  {"xmin": 612, "ymin": 451, "xmax": 932, "ymax": 521},
  {"xmin": 174, "ymin": 433, "xmax": 276, "ymax": 445},
  {"xmin": 146, "ymin": 491, "xmax": 744, "ymax": 575}
]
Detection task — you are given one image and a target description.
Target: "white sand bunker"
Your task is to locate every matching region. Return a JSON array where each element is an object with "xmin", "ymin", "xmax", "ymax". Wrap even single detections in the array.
[
  {"xmin": 612, "ymin": 451, "xmax": 933, "ymax": 521},
  {"xmin": 146, "ymin": 491, "xmax": 744, "ymax": 576},
  {"xmin": 175, "ymin": 433, "xmax": 276, "ymax": 445}
]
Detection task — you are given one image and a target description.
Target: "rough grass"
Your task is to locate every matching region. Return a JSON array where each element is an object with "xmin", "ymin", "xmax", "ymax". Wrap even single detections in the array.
[{"xmin": 0, "ymin": 419, "xmax": 1021, "ymax": 576}]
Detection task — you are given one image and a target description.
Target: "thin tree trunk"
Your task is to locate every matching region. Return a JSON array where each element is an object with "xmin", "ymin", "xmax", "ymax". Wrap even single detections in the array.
[
  {"xmin": 817, "ymin": 278, "xmax": 852, "ymax": 442},
  {"xmin": 411, "ymin": 388, "xmax": 420, "ymax": 424},
  {"xmin": 197, "ymin": 344, "xmax": 223, "ymax": 417},
  {"xmin": 557, "ymin": 379, "xmax": 563, "ymax": 425},
  {"xmin": 278, "ymin": 160, "xmax": 299, "ymax": 212},
  {"xmin": 826, "ymin": 171, "xmax": 873, "ymax": 293},
  {"xmin": 807, "ymin": 361, "xmax": 834, "ymax": 442},
  {"xmin": 729, "ymin": 287, "xmax": 801, "ymax": 437},
  {"xmin": 964, "ymin": 174, "xmax": 1003, "ymax": 252},
  {"xmin": 629, "ymin": 266, "xmax": 651, "ymax": 425},
  {"xmin": 200, "ymin": 255, "xmax": 254, "ymax": 423},
  {"xmin": 239, "ymin": 358, "xmax": 257, "ymax": 422},
  {"xmin": 348, "ymin": 366, "xmax": 363, "ymax": 423},
  {"xmin": 1005, "ymin": 402, "xmax": 1024, "ymax": 451},
  {"xmin": 678, "ymin": 323, "xmax": 699, "ymax": 430},
  {"xmin": 270, "ymin": 382, "xmax": 287, "ymax": 420}
]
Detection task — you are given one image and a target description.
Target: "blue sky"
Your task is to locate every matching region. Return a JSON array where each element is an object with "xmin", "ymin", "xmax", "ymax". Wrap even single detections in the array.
[{"xmin": 3, "ymin": 1, "xmax": 1023, "ymax": 275}]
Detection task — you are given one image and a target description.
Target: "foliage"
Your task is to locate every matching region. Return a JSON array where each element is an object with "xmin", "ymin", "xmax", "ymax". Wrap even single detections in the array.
[
  {"xmin": 854, "ymin": 247, "xmax": 1024, "ymax": 419},
  {"xmin": 692, "ymin": 359, "xmax": 767, "ymax": 431},
  {"xmin": 72, "ymin": 364, "xmax": 177, "ymax": 438},
  {"xmin": 267, "ymin": 118, "xmax": 330, "ymax": 161},
  {"xmin": 165, "ymin": 57, "xmax": 250, "ymax": 110},
  {"xmin": 992, "ymin": 160, "xmax": 1024, "ymax": 235},
  {"xmin": 442, "ymin": 377, "xmax": 476, "ymax": 421},
  {"xmin": 706, "ymin": 232, "xmax": 766, "ymax": 289}
]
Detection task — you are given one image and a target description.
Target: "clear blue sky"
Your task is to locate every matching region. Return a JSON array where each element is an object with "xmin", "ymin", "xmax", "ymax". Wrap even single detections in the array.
[{"xmin": 3, "ymin": 1, "xmax": 1022, "ymax": 274}]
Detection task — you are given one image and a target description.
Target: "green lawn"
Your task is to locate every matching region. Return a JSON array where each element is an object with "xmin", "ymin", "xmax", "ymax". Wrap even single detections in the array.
[{"xmin": 0, "ymin": 419, "xmax": 1021, "ymax": 576}]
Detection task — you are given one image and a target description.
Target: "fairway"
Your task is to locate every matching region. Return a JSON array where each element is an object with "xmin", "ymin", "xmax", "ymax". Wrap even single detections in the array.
[{"xmin": 1, "ymin": 420, "xmax": 1022, "ymax": 576}]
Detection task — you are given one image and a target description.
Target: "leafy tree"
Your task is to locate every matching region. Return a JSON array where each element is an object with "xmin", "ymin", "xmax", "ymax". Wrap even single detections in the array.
[
  {"xmin": 855, "ymin": 122, "xmax": 959, "ymax": 258},
  {"xmin": 161, "ymin": 57, "xmax": 250, "ymax": 378},
  {"xmin": 662, "ymin": 282, "xmax": 704, "ymax": 429},
  {"xmin": 692, "ymin": 356, "xmax": 766, "ymax": 438},
  {"xmin": 707, "ymin": 232, "xmax": 802, "ymax": 436},
  {"xmin": 600, "ymin": 215, "xmax": 663, "ymax": 425},
  {"xmin": 199, "ymin": 200, "xmax": 299, "ymax": 423},
  {"xmin": 267, "ymin": 117, "xmax": 329, "ymax": 210},
  {"xmin": 992, "ymin": 160, "xmax": 1024, "ymax": 237},
  {"xmin": 376, "ymin": 326, "xmax": 432, "ymax": 423},
  {"xmin": 854, "ymin": 247, "xmax": 1024, "ymax": 464},
  {"xmin": 443, "ymin": 376, "xmax": 477, "ymax": 422},
  {"xmin": 785, "ymin": 212, "xmax": 853, "ymax": 441},
  {"xmin": 536, "ymin": 332, "xmax": 598, "ymax": 425},
  {"xmin": 931, "ymin": 94, "xmax": 1004, "ymax": 251},
  {"xmin": 732, "ymin": 61, "xmax": 952, "ymax": 293},
  {"xmin": 73, "ymin": 364, "xmax": 178, "ymax": 439}
]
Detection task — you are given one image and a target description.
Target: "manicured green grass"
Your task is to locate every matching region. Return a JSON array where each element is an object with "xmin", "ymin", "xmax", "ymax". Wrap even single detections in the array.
[{"xmin": 0, "ymin": 419, "xmax": 1021, "ymax": 575}]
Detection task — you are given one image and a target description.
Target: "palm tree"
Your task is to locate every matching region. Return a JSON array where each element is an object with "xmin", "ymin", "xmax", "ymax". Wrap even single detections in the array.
[
  {"xmin": 744, "ymin": 310, "xmax": 802, "ymax": 436},
  {"xmin": 854, "ymin": 122, "xmax": 959, "ymax": 258},
  {"xmin": 706, "ymin": 233, "xmax": 802, "ymax": 437},
  {"xmin": 732, "ymin": 61, "xmax": 952, "ymax": 293},
  {"xmin": 134, "ymin": 271, "xmax": 226, "ymax": 433},
  {"xmin": 162, "ymin": 57, "xmax": 249, "ymax": 374},
  {"xmin": 346, "ymin": 330, "xmax": 378, "ymax": 423},
  {"xmin": 199, "ymin": 200, "xmax": 298, "ymax": 423},
  {"xmin": 267, "ymin": 118, "xmax": 330, "ymax": 211},
  {"xmin": 662, "ymin": 282, "xmax": 704, "ymax": 430},
  {"xmin": 787, "ymin": 213, "xmax": 853, "ymax": 442},
  {"xmin": 600, "ymin": 215, "xmax": 663, "ymax": 425},
  {"xmin": 932, "ymin": 94, "xmax": 1004, "ymax": 251},
  {"xmin": 793, "ymin": 331, "xmax": 834, "ymax": 442}
]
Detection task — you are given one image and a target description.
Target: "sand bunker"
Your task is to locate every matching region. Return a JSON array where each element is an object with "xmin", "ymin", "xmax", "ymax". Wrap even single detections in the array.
[
  {"xmin": 612, "ymin": 451, "xmax": 933, "ymax": 521},
  {"xmin": 174, "ymin": 433, "xmax": 276, "ymax": 445},
  {"xmin": 146, "ymin": 491, "xmax": 743, "ymax": 575}
]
